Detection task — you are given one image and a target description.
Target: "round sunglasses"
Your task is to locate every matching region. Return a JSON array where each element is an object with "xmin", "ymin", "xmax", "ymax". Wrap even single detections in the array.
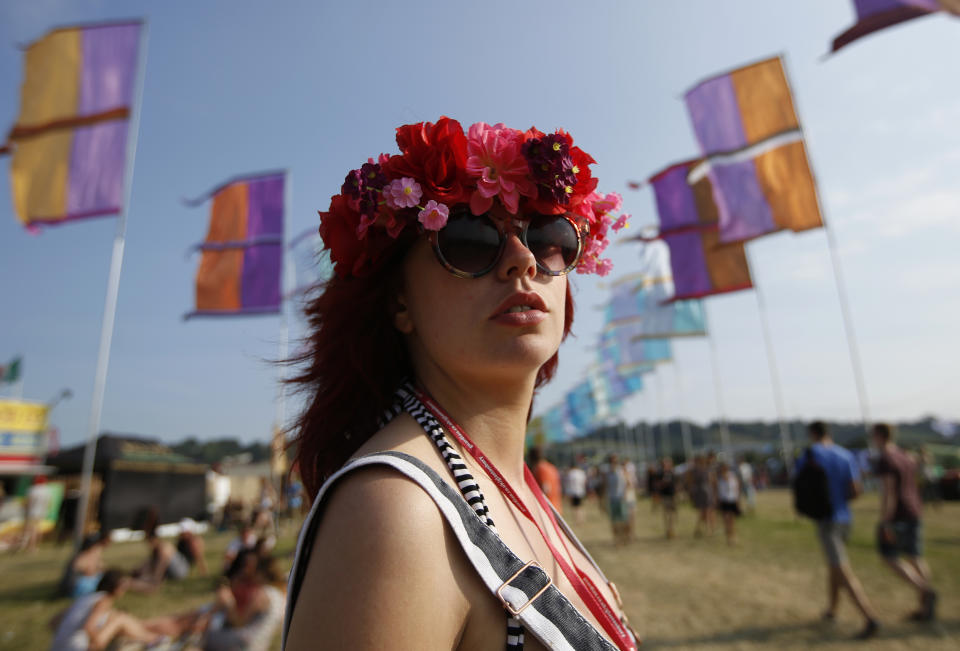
[{"xmin": 428, "ymin": 206, "xmax": 584, "ymax": 279}]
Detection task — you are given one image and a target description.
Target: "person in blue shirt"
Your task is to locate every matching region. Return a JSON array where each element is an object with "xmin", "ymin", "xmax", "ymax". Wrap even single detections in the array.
[{"xmin": 795, "ymin": 421, "xmax": 879, "ymax": 640}]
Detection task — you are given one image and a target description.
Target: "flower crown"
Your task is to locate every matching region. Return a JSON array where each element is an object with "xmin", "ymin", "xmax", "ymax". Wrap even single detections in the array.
[{"xmin": 319, "ymin": 117, "xmax": 629, "ymax": 278}]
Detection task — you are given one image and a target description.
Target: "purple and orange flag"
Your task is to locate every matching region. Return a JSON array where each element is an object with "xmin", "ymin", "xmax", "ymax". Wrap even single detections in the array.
[
  {"xmin": 646, "ymin": 159, "xmax": 753, "ymax": 302},
  {"xmin": 184, "ymin": 172, "xmax": 286, "ymax": 319},
  {"xmin": 683, "ymin": 56, "xmax": 823, "ymax": 245},
  {"xmin": 832, "ymin": 1, "xmax": 957, "ymax": 52},
  {"xmin": 2, "ymin": 21, "xmax": 142, "ymax": 229}
]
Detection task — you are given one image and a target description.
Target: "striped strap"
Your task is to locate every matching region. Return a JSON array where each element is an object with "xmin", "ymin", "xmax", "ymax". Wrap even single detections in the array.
[
  {"xmin": 283, "ymin": 452, "xmax": 618, "ymax": 651},
  {"xmin": 397, "ymin": 388, "xmax": 524, "ymax": 648}
]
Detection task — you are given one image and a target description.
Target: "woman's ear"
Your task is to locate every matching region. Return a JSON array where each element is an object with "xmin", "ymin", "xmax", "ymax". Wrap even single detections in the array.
[{"xmin": 393, "ymin": 291, "xmax": 414, "ymax": 334}]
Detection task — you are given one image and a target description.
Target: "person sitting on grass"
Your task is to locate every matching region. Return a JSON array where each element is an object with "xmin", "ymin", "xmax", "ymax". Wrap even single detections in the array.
[
  {"xmin": 133, "ymin": 525, "xmax": 190, "ymax": 588},
  {"xmin": 58, "ymin": 532, "xmax": 110, "ymax": 598},
  {"xmin": 203, "ymin": 550, "xmax": 286, "ymax": 651},
  {"xmin": 176, "ymin": 518, "xmax": 209, "ymax": 577},
  {"xmin": 49, "ymin": 569, "xmax": 167, "ymax": 650}
]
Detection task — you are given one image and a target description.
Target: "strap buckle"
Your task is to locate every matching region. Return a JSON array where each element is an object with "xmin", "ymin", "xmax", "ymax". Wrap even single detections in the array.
[{"xmin": 496, "ymin": 560, "xmax": 553, "ymax": 616}]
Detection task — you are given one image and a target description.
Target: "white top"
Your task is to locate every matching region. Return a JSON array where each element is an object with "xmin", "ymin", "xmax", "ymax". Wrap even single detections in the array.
[
  {"xmin": 564, "ymin": 467, "xmax": 587, "ymax": 498},
  {"xmin": 717, "ymin": 472, "xmax": 740, "ymax": 503}
]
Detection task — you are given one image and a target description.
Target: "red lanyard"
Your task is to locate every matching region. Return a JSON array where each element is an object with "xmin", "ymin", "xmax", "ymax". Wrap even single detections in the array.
[{"xmin": 413, "ymin": 387, "xmax": 637, "ymax": 651}]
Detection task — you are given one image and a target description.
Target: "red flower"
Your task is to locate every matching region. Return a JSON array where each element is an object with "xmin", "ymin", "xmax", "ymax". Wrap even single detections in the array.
[
  {"xmin": 318, "ymin": 196, "xmax": 365, "ymax": 277},
  {"xmin": 383, "ymin": 117, "xmax": 471, "ymax": 206}
]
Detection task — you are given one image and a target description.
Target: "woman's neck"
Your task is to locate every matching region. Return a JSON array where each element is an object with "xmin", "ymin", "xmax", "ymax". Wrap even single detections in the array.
[{"xmin": 416, "ymin": 369, "xmax": 535, "ymax": 487}]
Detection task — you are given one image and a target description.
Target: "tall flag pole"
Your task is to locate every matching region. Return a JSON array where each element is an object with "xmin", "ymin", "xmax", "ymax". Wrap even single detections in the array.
[
  {"xmin": 273, "ymin": 170, "xmax": 293, "ymax": 488},
  {"xmin": 702, "ymin": 304, "xmax": 734, "ymax": 461},
  {"xmin": 745, "ymin": 245, "xmax": 794, "ymax": 463},
  {"xmin": 783, "ymin": 54, "xmax": 872, "ymax": 432},
  {"xmin": 74, "ymin": 21, "xmax": 148, "ymax": 547}
]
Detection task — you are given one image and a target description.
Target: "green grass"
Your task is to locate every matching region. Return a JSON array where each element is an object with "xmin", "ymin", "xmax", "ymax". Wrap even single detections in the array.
[{"xmin": 0, "ymin": 492, "xmax": 957, "ymax": 650}]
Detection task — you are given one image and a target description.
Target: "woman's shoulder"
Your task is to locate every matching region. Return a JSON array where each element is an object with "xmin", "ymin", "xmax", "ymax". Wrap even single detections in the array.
[{"xmin": 286, "ymin": 432, "xmax": 476, "ymax": 648}]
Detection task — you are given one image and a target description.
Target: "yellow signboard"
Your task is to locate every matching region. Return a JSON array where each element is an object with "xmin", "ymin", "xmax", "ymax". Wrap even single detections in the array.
[{"xmin": 0, "ymin": 399, "xmax": 48, "ymax": 432}]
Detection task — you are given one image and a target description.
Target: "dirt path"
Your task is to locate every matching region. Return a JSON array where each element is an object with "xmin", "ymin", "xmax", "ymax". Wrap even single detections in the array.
[{"xmin": 573, "ymin": 490, "xmax": 959, "ymax": 650}]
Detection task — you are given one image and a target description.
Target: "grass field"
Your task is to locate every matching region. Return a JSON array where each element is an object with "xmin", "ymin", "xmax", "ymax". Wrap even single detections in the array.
[{"xmin": 0, "ymin": 489, "xmax": 956, "ymax": 650}]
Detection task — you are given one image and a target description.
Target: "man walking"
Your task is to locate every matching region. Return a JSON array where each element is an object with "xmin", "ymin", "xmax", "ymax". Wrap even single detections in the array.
[
  {"xmin": 872, "ymin": 423, "xmax": 938, "ymax": 621},
  {"xmin": 795, "ymin": 421, "xmax": 880, "ymax": 639}
]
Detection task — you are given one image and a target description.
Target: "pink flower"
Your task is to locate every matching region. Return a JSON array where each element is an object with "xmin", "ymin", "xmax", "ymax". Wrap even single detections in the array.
[
  {"xmin": 418, "ymin": 200, "xmax": 449, "ymax": 231},
  {"xmin": 466, "ymin": 122, "xmax": 536, "ymax": 214},
  {"xmin": 383, "ymin": 177, "xmax": 423, "ymax": 209},
  {"xmin": 592, "ymin": 192, "xmax": 623, "ymax": 216},
  {"xmin": 595, "ymin": 258, "xmax": 613, "ymax": 276},
  {"xmin": 612, "ymin": 213, "xmax": 630, "ymax": 231}
]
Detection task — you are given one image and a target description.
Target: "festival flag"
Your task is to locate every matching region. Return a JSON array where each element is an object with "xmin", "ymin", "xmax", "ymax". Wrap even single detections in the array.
[
  {"xmin": 0, "ymin": 357, "xmax": 22, "ymax": 385},
  {"xmin": 565, "ymin": 380, "xmax": 599, "ymax": 431},
  {"xmin": 599, "ymin": 323, "xmax": 671, "ymax": 369},
  {"xmin": 832, "ymin": 1, "xmax": 956, "ymax": 52},
  {"xmin": 542, "ymin": 404, "xmax": 575, "ymax": 442},
  {"xmin": 605, "ymin": 241, "xmax": 707, "ymax": 338},
  {"xmin": 2, "ymin": 21, "xmax": 142, "ymax": 229},
  {"xmin": 648, "ymin": 160, "xmax": 753, "ymax": 301},
  {"xmin": 289, "ymin": 228, "xmax": 333, "ymax": 297},
  {"xmin": 683, "ymin": 56, "xmax": 823, "ymax": 244},
  {"xmin": 185, "ymin": 171, "xmax": 286, "ymax": 319}
]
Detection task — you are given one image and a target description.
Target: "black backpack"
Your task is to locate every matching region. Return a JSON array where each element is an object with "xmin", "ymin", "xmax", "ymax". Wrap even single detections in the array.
[{"xmin": 793, "ymin": 448, "xmax": 833, "ymax": 520}]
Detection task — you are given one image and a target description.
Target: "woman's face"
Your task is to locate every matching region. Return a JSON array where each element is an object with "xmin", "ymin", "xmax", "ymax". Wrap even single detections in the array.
[{"xmin": 396, "ymin": 205, "xmax": 568, "ymax": 388}]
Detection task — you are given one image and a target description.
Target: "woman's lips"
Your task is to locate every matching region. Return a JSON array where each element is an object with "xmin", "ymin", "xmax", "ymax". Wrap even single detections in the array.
[{"xmin": 490, "ymin": 291, "xmax": 548, "ymax": 326}]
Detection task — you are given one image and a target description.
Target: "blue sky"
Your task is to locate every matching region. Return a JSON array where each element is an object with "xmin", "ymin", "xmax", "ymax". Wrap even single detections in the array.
[{"xmin": 1, "ymin": 1, "xmax": 957, "ymax": 449}]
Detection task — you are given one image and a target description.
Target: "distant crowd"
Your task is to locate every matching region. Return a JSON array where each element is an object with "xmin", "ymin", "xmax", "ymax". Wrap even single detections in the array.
[{"xmin": 528, "ymin": 419, "xmax": 942, "ymax": 641}]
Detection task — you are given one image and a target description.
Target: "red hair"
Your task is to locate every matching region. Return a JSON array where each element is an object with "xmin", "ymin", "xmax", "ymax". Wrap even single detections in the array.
[{"xmin": 288, "ymin": 251, "xmax": 575, "ymax": 500}]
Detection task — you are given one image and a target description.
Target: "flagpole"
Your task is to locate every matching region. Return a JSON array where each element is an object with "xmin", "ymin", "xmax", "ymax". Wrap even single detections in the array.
[
  {"xmin": 782, "ymin": 54, "xmax": 871, "ymax": 433},
  {"xmin": 673, "ymin": 362, "xmax": 694, "ymax": 463},
  {"xmin": 702, "ymin": 303, "xmax": 733, "ymax": 460},
  {"xmin": 75, "ymin": 22, "xmax": 149, "ymax": 548},
  {"xmin": 273, "ymin": 169, "xmax": 292, "ymax": 492},
  {"xmin": 745, "ymin": 244, "xmax": 794, "ymax": 465}
]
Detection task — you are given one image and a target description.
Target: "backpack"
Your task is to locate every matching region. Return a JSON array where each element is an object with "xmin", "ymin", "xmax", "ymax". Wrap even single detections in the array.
[{"xmin": 793, "ymin": 448, "xmax": 833, "ymax": 520}]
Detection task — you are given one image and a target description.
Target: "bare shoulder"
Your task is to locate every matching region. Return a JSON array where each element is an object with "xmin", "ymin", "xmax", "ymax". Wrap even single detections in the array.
[{"xmin": 285, "ymin": 460, "xmax": 470, "ymax": 650}]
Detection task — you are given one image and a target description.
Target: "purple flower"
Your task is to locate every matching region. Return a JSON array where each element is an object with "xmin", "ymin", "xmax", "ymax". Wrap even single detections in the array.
[
  {"xmin": 383, "ymin": 177, "xmax": 423, "ymax": 209},
  {"xmin": 360, "ymin": 162, "xmax": 387, "ymax": 191},
  {"xmin": 523, "ymin": 134, "xmax": 578, "ymax": 204}
]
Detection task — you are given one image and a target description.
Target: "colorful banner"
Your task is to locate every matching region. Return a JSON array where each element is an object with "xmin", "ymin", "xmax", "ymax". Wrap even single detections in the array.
[
  {"xmin": 185, "ymin": 171, "xmax": 286, "ymax": 319},
  {"xmin": 599, "ymin": 323, "xmax": 672, "ymax": 369},
  {"xmin": 565, "ymin": 380, "xmax": 598, "ymax": 431},
  {"xmin": 0, "ymin": 399, "xmax": 50, "ymax": 465},
  {"xmin": 832, "ymin": 1, "xmax": 951, "ymax": 52},
  {"xmin": 605, "ymin": 241, "xmax": 707, "ymax": 338},
  {"xmin": 648, "ymin": 160, "xmax": 754, "ymax": 301},
  {"xmin": 683, "ymin": 57, "xmax": 823, "ymax": 244},
  {"xmin": 5, "ymin": 21, "xmax": 141, "ymax": 228},
  {"xmin": 289, "ymin": 228, "xmax": 334, "ymax": 297}
]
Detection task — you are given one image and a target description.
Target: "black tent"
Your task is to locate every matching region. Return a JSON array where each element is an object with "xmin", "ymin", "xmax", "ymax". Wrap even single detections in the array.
[{"xmin": 48, "ymin": 434, "xmax": 207, "ymax": 531}]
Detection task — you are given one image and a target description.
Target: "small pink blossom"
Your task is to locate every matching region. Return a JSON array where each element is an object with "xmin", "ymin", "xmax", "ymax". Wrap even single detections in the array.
[
  {"xmin": 383, "ymin": 177, "xmax": 422, "ymax": 209},
  {"xmin": 592, "ymin": 192, "xmax": 623, "ymax": 216},
  {"xmin": 612, "ymin": 213, "xmax": 630, "ymax": 231},
  {"xmin": 466, "ymin": 122, "xmax": 536, "ymax": 214},
  {"xmin": 595, "ymin": 258, "xmax": 614, "ymax": 276},
  {"xmin": 418, "ymin": 200, "xmax": 449, "ymax": 231}
]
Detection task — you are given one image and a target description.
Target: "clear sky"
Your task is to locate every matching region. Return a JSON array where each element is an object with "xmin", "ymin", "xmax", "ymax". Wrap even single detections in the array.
[{"xmin": 1, "ymin": 1, "xmax": 957, "ymax": 449}]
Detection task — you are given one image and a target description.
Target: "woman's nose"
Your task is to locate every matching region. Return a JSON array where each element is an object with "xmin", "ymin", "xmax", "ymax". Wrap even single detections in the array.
[{"xmin": 496, "ymin": 232, "xmax": 537, "ymax": 280}]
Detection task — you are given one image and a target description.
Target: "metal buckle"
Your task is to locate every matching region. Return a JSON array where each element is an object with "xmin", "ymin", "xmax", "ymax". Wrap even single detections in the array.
[{"xmin": 496, "ymin": 560, "xmax": 553, "ymax": 616}]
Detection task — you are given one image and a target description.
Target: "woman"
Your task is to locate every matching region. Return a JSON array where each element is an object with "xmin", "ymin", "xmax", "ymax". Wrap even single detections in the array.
[
  {"xmin": 204, "ymin": 551, "xmax": 286, "ymax": 651},
  {"xmin": 716, "ymin": 462, "xmax": 742, "ymax": 546},
  {"xmin": 284, "ymin": 118, "xmax": 636, "ymax": 650},
  {"xmin": 50, "ymin": 570, "xmax": 167, "ymax": 650},
  {"xmin": 58, "ymin": 533, "xmax": 109, "ymax": 598}
]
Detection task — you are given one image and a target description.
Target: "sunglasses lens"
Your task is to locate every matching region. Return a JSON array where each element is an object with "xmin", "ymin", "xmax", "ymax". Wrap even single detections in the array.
[
  {"xmin": 526, "ymin": 215, "xmax": 581, "ymax": 273},
  {"xmin": 436, "ymin": 209, "xmax": 502, "ymax": 275}
]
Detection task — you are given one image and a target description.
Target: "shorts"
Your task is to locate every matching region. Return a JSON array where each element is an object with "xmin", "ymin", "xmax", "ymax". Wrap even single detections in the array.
[
  {"xmin": 877, "ymin": 520, "xmax": 923, "ymax": 558},
  {"xmin": 570, "ymin": 496, "xmax": 583, "ymax": 508},
  {"xmin": 608, "ymin": 498, "xmax": 628, "ymax": 523},
  {"xmin": 718, "ymin": 500, "xmax": 741, "ymax": 516},
  {"xmin": 816, "ymin": 520, "xmax": 850, "ymax": 568}
]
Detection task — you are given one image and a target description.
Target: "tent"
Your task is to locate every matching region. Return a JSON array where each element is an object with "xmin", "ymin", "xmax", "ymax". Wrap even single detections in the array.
[{"xmin": 47, "ymin": 434, "xmax": 207, "ymax": 532}]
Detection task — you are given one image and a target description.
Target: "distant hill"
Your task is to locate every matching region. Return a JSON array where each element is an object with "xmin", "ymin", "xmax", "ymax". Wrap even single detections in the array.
[{"xmin": 168, "ymin": 437, "xmax": 271, "ymax": 465}]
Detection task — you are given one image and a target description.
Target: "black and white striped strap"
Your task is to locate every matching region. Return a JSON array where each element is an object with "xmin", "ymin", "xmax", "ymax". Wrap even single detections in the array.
[
  {"xmin": 283, "ymin": 451, "xmax": 618, "ymax": 651},
  {"xmin": 397, "ymin": 388, "xmax": 524, "ymax": 648}
]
